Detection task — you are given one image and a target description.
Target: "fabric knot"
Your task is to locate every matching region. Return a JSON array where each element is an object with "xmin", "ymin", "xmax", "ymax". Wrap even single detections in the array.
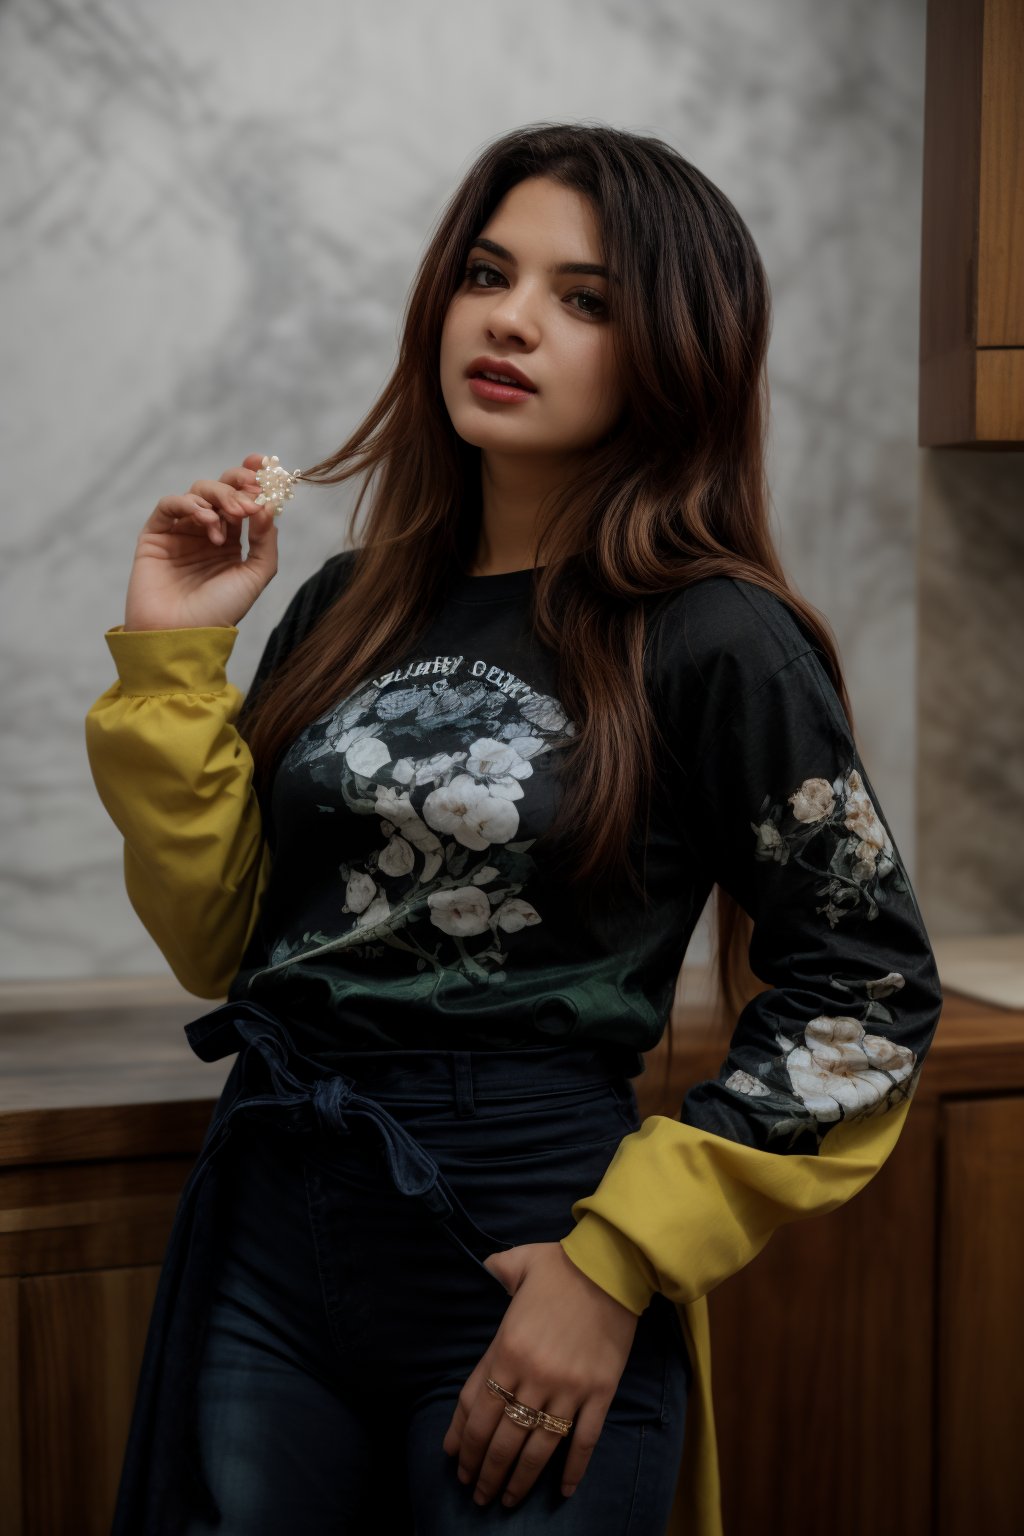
[{"xmin": 311, "ymin": 1073, "xmax": 356, "ymax": 1136}]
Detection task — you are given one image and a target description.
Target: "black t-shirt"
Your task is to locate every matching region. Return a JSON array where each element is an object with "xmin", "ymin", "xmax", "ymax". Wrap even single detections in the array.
[{"xmin": 227, "ymin": 551, "xmax": 943, "ymax": 1152}]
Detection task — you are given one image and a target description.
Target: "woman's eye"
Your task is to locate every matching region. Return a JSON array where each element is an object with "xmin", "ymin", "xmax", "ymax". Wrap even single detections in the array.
[
  {"xmin": 571, "ymin": 289, "xmax": 607, "ymax": 317},
  {"xmin": 462, "ymin": 261, "xmax": 608, "ymax": 317},
  {"xmin": 464, "ymin": 260, "xmax": 504, "ymax": 289}
]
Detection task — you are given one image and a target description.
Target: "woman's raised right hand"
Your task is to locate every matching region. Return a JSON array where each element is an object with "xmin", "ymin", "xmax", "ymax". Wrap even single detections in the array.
[{"xmin": 122, "ymin": 453, "xmax": 281, "ymax": 632}]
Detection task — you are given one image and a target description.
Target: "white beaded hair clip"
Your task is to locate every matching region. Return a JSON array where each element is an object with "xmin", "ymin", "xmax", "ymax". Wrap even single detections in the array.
[{"xmin": 253, "ymin": 454, "xmax": 302, "ymax": 518}]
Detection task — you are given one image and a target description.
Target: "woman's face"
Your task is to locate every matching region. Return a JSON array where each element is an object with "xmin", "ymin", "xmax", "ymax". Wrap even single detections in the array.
[{"xmin": 439, "ymin": 176, "xmax": 627, "ymax": 463}]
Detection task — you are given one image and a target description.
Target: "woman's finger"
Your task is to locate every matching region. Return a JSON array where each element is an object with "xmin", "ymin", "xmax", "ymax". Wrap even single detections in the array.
[
  {"xmin": 236, "ymin": 503, "xmax": 276, "ymax": 577},
  {"xmin": 189, "ymin": 482, "xmax": 267, "ymax": 546},
  {"xmin": 151, "ymin": 493, "xmax": 221, "ymax": 539},
  {"xmin": 547, "ymin": 1395, "xmax": 604, "ymax": 1499},
  {"xmin": 468, "ymin": 1384, "xmax": 578, "ymax": 1507},
  {"xmin": 245, "ymin": 504, "xmax": 278, "ymax": 547},
  {"xmin": 188, "ymin": 478, "xmax": 262, "ymax": 518},
  {"xmin": 186, "ymin": 495, "xmax": 227, "ymax": 544},
  {"xmin": 494, "ymin": 1420, "xmax": 571, "ymax": 1508},
  {"xmin": 152, "ymin": 489, "xmax": 260, "ymax": 549},
  {"xmin": 447, "ymin": 1362, "xmax": 506, "ymax": 1484},
  {"xmin": 218, "ymin": 463, "xmax": 263, "ymax": 492}
]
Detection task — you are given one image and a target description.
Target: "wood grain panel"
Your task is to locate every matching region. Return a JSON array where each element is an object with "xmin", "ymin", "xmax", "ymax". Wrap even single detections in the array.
[
  {"xmin": 976, "ymin": 348, "xmax": 1024, "ymax": 438},
  {"xmin": 0, "ymin": 1156, "xmax": 196, "ymax": 1277},
  {"xmin": 977, "ymin": 0, "xmax": 1024, "ymax": 343},
  {"xmin": 20, "ymin": 1266, "xmax": 161, "ymax": 1536},
  {"xmin": 707, "ymin": 1100, "xmax": 937, "ymax": 1536},
  {"xmin": 937, "ymin": 1096, "xmax": 1024, "ymax": 1535},
  {"xmin": 0, "ymin": 1279, "xmax": 22, "ymax": 1536},
  {"xmin": 919, "ymin": 0, "xmax": 984, "ymax": 445},
  {"xmin": 919, "ymin": 0, "xmax": 1024, "ymax": 445}
]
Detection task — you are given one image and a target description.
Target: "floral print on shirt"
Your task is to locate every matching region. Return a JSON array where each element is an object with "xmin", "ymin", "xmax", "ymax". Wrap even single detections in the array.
[
  {"xmin": 247, "ymin": 659, "xmax": 576, "ymax": 989},
  {"xmin": 724, "ymin": 766, "xmax": 922, "ymax": 1150},
  {"xmin": 724, "ymin": 967, "xmax": 920, "ymax": 1151},
  {"xmin": 752, "ymin": 765, "xmax": 908, "ymax": 927}
]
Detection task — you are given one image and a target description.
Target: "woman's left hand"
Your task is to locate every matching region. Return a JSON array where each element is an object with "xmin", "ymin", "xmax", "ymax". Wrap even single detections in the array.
[{"xmin": 441, "ymin": 1240, "xmax": 640, "ymax": 1509}]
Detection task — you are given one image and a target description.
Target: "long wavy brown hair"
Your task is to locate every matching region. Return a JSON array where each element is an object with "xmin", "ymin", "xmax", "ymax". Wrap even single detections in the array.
[{"xmin": 238, "ymin": 121, "xmax": 855, "ymax": 1112}]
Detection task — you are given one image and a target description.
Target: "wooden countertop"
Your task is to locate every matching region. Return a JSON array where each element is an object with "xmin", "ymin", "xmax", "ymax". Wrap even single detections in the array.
[
  {"xmin": 0, "ymin": 986, "xmax": 1019, "ymax": 1169},
  {"xmin": 0, "ymin": 997, "xmax": 233, "ymax": 1167}
]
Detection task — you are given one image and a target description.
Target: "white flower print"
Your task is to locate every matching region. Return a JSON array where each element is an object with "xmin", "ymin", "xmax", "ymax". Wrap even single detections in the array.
[
  {"xmin": 465, "ymin": 736, "xmax": 541, "ymax": 802},
  {"xmin": 493, "ymin": 897, "xmax": 542, "ymax": 933},
  {"xmin": 722, "ymin": 970, "xmax": 918, "ymax": 1150},
  {"xmin": 345, "ymin": 734, "xmax": 391, "ymax": 777},
  {"xmin": 428, "ymin": 886, "xmax": 493, "ymax": 937},
  {"xmin": 864, "ymin": 971, "xmax": 905, "ymax": 1000},
  {"xmin": 753, "ymin": 820, "xmax": 785, "ymax": 859},
  {"xmin": 788, "ymin": 777, "xmax": 835, "ymax": 823},
  {"xmin": 356, "ymin": 891, "xmax": 391, "ymax": 928},
  {"xmin": 391, "ymin": 750, "xmax": 464, "ymax": 788},
  {"xmin": 508, "ymin": 734, "xmax": 547, "ymax": 760},
  {"xmin": 842, "ymin": 768, "xmax": 893, "ymax": 864},
  {"xmin": 378, "ymin": 834, "xmax": 415, "ymax": 877},
  {"xmin": 374, "ymin": 786, "xmax": 444, "ymax": 880},
  {"xmin": 422, "ymin": 773, "xmax": 520, "ymax": 850},
  {"xmin": 851, "ymin": 843, "xmax": 880, "ymax": 882},
  {"xmin": 322, "ymin": 683, "xmax": 384, "ymax": 744},
  {"xmin": 344, "ymin": 871, "xmax": 377, "ymax": 914},
  {"xmin": 248, "ymin": 657, "xmax": 576, "ymax": 987},
  {"xmin": 330, "ymin": 722, "xmax": 382, "ymax": 756},
  {"xmin": 753, "ymin": 761, "xmax": 909, "ymax": 928},
  {"xmin": 724, "ymin": 1068, "xmax": 772, "ymax": 1098},
  {"xmin": 778, "ymin": 1013, "xmax": 916, "ymax": 1122}
]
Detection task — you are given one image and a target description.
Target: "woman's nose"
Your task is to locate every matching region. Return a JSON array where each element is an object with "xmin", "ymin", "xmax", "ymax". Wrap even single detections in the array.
[{"xmin": 484, "ymin": 290, "xmax": 541, "ymax": 346}]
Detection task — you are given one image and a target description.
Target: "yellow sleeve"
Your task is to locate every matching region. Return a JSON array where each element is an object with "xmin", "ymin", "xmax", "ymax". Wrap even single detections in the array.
[
  {"xmin": 560, "ymin": 637, "xmax": 943, "ymax": 1314},
  {"xmin": 558, "ymin": 1098, "xmax": 913, "ymax": 1313},
  {"xmin": 84, "ymin": 624, "xmax": 271, "ymax": 999}
]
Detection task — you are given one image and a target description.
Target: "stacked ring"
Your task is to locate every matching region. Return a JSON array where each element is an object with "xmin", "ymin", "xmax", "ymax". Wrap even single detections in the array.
[{"xmin": 485, "ymin": 1377, "xmax": 573, "ymax": 1435}]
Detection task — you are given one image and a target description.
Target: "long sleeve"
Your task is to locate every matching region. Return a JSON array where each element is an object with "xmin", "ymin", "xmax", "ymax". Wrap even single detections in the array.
[
  {"xmin": 559, "ymin": 601, "xmax": 944, "ymax": 1315},
  {"xmin": 84, "ymin": 625, "xmax": 271, "ymax": 999},
  {"xmin": 84, "ymin": 548, "xmax": 358, "ymax": 998}
]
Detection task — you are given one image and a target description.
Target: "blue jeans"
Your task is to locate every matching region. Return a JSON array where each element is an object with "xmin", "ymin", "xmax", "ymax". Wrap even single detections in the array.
[{"xmin": 181, "ymin": 1041, "xmax": 692, "ymax": 1533}]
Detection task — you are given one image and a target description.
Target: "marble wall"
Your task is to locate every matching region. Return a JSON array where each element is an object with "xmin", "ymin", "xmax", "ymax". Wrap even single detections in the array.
[
  {"xmin": 918, "ymin": 452, "xmax": 1024, "ymax": 938},
  {"xmin": 0, "ymin": 0, "xmax": 937, "ymax": 984}
]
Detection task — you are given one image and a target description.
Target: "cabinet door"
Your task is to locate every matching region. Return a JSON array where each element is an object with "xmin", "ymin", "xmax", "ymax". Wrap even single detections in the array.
[
  {"xmin": 0, "ymin": 1279, "xmax": 20, "ymax": 1536},
  {"xmin": 706, "ymin": 1103, "xmax": 937, "ymax": 1536},
  {"xmin": 919, "ymin": 0, "xmax": 1024, "ymax": 443},
  {"xmin": 18, "ymin": 1264, "xmax": 161, "ymax": 1536},
  {"xmin": 939, "ymin": 1096, "xmax": 1024, "ymax": 1536}
]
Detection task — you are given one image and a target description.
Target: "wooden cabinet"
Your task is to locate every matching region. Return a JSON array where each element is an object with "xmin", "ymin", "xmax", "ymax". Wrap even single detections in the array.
[
  {"xmin": 640, "ymin": 989, "xmax": 1022, "ymax": 1536},
  {"xmin": 1, "ymin": 987, "xmax": 1021, "ymax": 1534},
  {"xmin": 0, "ymin": 1001, "xmax": 232, "ymax": 1536},
  {"xmin": 936, "ymin": 1095, "xmax": 1023, "ymax": 1534},
  {"xmin": 12, "ymin": 1264, "xmax": 162, "ymax": 1536},
  {"xmin": 919, "ymin": 0, "xmax": 1024, "ymax": 446}
]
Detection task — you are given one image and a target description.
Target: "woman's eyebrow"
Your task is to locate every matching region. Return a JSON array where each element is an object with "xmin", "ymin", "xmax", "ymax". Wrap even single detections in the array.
[{"xmin": 469, "ymin": 236, "xmax": 614, "ymax": 281}]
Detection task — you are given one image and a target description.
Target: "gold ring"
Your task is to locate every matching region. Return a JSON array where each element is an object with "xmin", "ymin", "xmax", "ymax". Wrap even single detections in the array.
[
  {"xmin": 486, "ymin": 1379, "xmax": 573, "ymax": 1435},
  {"xmin": 537, "ymin": 1409, "xmax": 573, "ymax": 1436},
  {"xmin": 504, "ymin": 1400, "xmax": 539, "ymax": 1430}
]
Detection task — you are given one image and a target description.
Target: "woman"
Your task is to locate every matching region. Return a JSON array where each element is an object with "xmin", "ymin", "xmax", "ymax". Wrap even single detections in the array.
[{"xmin": 85, "ymin": 122, "xmax": 944, "ymax": 1535}]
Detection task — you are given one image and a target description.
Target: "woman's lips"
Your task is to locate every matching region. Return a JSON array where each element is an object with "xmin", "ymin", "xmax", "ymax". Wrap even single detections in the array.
[{"xmin": 467, "ymin": 376, "xmax": 536, "ymax": 403}]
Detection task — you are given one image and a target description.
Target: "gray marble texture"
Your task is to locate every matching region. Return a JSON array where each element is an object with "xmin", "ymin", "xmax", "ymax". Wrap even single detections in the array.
[
  {"xmin": 1, "ymin": 0, "xmax": 941, "ymax": 985},
  {"xmin": 918, "ymin": 452, "xmax": 1024, "ymax": 938}
]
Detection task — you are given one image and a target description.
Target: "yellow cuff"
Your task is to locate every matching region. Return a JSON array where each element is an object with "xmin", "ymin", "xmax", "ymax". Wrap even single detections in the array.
[
  {"xmin": 104, "ymin": 625, "xmax": 239, "ymax": 695},
  {"xmin": 559, "ymin": 1211, "xmax": 659, "ymax": 1316}
]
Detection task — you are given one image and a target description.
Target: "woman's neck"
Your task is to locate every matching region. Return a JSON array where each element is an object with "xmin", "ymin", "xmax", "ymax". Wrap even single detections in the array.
[{"xmin": 473, "ymin": 447, "xmax": 585, "ymax": 575}]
